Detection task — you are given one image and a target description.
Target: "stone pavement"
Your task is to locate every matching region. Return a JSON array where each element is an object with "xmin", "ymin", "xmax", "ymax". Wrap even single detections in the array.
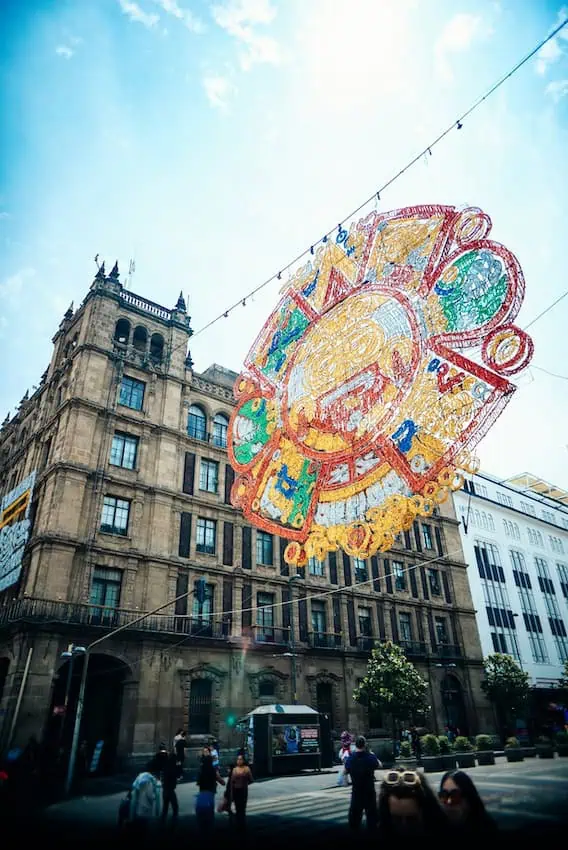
[{"xmin": 26, "ymin": 756, "xmax": 568, "ymax": 846}]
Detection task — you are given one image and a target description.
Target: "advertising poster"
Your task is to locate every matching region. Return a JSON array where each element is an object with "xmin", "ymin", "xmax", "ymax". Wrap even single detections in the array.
[
  {"xmin": 272, "ymin": 724, "xmax": 320, "ymax": 755},
  {"xmin": 0, "ymin": 471, "xmax": 36, "ymax": 592}
]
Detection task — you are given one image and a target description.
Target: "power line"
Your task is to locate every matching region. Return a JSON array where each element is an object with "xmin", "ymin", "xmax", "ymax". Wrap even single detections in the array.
[
  {"xmin": 523, "ymin": 287, "xmax": 568, "ymax": 332},
  {"xmin": 177, "ymin": 16, "xmax": 568, "ymax": 345}
]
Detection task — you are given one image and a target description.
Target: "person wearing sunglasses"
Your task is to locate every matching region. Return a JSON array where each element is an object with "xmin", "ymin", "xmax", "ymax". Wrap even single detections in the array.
[
  {"xmin": 377, "ymin": 768, "xmax": 450, "ymax": 838},
  {"xmin": 439, "ymin": 770, "xmax": 497, "ymax": 835}
]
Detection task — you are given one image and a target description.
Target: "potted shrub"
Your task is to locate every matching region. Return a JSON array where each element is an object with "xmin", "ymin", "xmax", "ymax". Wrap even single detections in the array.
[
  {"xmin": 437, "ymin": 735, "xmax": 457, "ymax": 771},
  {"xmin": 421, "ymin": 734, "xmax": 442, "ymax": 773},
  {"xmin": 556, "ymin": 731, "xmax": 568, "ymax": 757},
  {"xmin": 504, "ymin": 736, "xmax": 524, "ymax": 763},
  {"xmin": 535, "ymin": 735, "xmax": 554, "ymax": 759},
  {"xmin": 475, "ymin": 734, "xmax": 495, "ymax": 766},
  {"xmin": 396, "ymin": 740, "xmax": 416, "ymax": 766},
  {"xmin": 454, "ymin": 735, "xmax": 476, "ymax": 769}
]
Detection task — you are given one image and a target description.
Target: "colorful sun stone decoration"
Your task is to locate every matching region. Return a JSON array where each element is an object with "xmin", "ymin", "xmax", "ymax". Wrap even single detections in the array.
[{"xmin": 228, "ymin": 205, "xmax": 533, "ymax": 566}]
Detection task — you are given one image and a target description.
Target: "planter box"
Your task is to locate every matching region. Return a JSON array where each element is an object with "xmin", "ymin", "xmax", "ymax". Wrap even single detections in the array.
[
  {"xmin": 476, "ymin": 751, "xmax": 495, "ymax": 766},
  {"xmin": 421, "ymin": 756, "xmax": 442, "ymax": 773},
  {"xmin": 521, "ymin": 747, "xmax": 536, "ymax": 758},
  {"xmin": 536, "ymin": 747, "xmax": 554, "ymax": 759},
  {"xmin": 456, "ymin": 752, "xmax": 476, "ymax": 769},
  {"xmin": 440, "ymin": 754, "xmax": 457, "ymax": 771},
  {"xmin": 505, "ymin": 749, "xmax": 524, "ymax": 763},
  {"xmin": 556, "ymin": 745, "xmax": 568, "ymax": 757},
  {"xmin": 395, "ymin": 757, "xmax": 417, "ymax": 769}
]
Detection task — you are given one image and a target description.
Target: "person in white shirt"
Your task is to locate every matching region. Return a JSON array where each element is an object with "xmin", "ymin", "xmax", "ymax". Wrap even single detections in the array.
[{"xmin": 129, "ymin": 761, "xmax": 162, "ymax": 835}]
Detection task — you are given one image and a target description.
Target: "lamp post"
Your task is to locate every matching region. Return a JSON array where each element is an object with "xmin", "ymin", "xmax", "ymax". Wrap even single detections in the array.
[
  {"xmin": 57, "ymin": 644, "xmax": 86, "ymax": 756},
  {"xmin": 287, "ymin": 573, "xmax": 302, "ymax": 704},
  {"xmin": 64, "ymin": 579, "xmax": 206, "ymax": 796}
]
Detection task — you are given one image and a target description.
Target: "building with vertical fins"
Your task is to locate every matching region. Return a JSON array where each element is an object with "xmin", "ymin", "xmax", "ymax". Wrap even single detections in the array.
[{"xmin": 0, "ymin": 263, "xmax": 493, "ymax": 773}]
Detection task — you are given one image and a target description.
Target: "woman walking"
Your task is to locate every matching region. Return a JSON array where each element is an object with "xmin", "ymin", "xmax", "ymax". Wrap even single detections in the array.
[
  {"xmin": 229, "ymin": 753, "xmax": 253, "ymax": 834},
  {"xmin": 195, "ymin": 745, "xmax": 225, "ymax": 833},
  {"xmin": 438, "ymin": 770, "xmax": 497, "ymax": 836}
]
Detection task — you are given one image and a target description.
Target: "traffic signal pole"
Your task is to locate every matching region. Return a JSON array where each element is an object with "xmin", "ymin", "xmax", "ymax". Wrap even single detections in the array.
[{"xmin": 64, "ymin": 579, "xmax": 207, "ymax": 796}]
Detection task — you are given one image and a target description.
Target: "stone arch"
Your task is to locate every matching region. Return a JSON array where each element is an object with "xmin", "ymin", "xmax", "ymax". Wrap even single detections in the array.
[
  {"xmin": 114, "ymin": 318, "xmax": 130, "ymax": 345},
  {"xmin": 179, "ymin": 663, "xmax": 227, "ymax": 738},
  {"xmin": 306, "ymin": 670, "xmax": 342, "ymax": 732},
  {"xmin": 440, "ymin": 673, "xmax": 468, "ymax": 734},
  {"xmin": 248, "ymin": 666, "xmax": 289, "ymax": 705},
  {"xmin": 150, "ymin": 332, "xmax": 164, "ymax": 363},
  {"xmin": 132, "ymin": 325, "xmax": 147, "ymax": 353},
  {"xmin": 187, "ymin": 403, "xmax": 208, "ymax": 441}
]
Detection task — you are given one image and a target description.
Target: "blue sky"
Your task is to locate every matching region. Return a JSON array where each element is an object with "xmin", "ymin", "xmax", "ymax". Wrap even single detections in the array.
[{"xmin": 1, "ymin": 0, "xmax": 567, "ymax": 487}]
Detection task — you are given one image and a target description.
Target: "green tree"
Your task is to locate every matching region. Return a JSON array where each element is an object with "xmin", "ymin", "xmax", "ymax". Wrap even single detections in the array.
[
  {"xmin": 481, "ymin": 653, "xmax": 529, "ymax": 740},
  {"xmin": 353, "ymin": 640, "xmax": 430, "ymax": 749},
  {"xmin": 558, "ymin": 659, "xmax": 568, "ymax": 694}
]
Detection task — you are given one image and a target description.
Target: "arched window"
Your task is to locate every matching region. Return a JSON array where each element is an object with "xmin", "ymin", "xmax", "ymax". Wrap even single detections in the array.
[
  {"xmin": 212, "ymin": 413, "xmax": 229, "ymax": 448},
  {"xmin": 150, "ymin": 333, "xmax": 164, "ymax": 363},
  {"xmin": 188, "ymin": 405, "xmax": 207, "ymax": 441},
  {"xmin": 114, "ymin": 319, "xmax": 130, "ymax": 345},
  {"xmin": 133, "ymin": 326, "xmax": 147, "ymax": 353}
]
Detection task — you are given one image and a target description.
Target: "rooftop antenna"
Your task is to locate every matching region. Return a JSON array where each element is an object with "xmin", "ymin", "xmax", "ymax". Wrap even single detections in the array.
[{"xmin": 126, "ymin": 258, "xmax": 136, "ymax": 290}]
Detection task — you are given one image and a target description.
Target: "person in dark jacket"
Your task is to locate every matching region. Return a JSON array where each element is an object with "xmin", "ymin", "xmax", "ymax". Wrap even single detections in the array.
[
  {"xmin": 161, "ymin": 750, "xmax": 179, "ymax": 825},
  {"xmin": 196, "ymin": 747, "xmax": 225, "ymax": 832},
  {"xmin": 344, "ymin": 735, "xmax": 381, "ymax": 831},
  {"xmin": 439, "ymin": 770, "xmax": 497, "ymax": 836}
]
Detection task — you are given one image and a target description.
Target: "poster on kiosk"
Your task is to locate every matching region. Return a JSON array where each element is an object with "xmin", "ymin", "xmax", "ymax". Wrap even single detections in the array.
[{"xmin": 240, "ymin": 704, "xmax": 322, "ymax": 777}]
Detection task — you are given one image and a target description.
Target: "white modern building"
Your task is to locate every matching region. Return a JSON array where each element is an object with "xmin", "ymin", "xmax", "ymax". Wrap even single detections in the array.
[{"xmin": 453, "ymin": 471, "xmax": 568, "ymax": 690}]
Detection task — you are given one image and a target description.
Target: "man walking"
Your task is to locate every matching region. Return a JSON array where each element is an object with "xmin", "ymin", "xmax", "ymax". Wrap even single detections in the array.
[{"xmin": 344, "ymin": 735, "xmax": 381, "ymax": 832}]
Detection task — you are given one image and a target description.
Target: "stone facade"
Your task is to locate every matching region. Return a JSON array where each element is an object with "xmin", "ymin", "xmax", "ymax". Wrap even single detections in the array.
[{"xmin": 0, "ymin": 267, "xmax": 494, "ymax": 769}]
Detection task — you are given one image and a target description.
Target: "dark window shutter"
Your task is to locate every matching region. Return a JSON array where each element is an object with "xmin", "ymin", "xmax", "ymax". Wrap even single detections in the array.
[
  {"xmin": 242, "ymin": 582, "xmax": 252, "ymax": 629},
  {"xmin": 329, "ymin": 551, "xmax": 338, "ymax": 585},
  {"xmin": 343, "ymin": 553, "xmax": 352, "ymax": 586},
  {"xmin": 413, "ymin": 521, "xmax": 422, "ymax": 552},
  {"xmin": 416, "ymin": 608, "xmax": 425, "ymax": 641},
  {"xmin": 371, "ymin": 556, "xmax": 381, "ymax": 592},
  {"xmin": 384, "ymin": 558, "xmax": 393, "ymax": 594},
  {"xmin": 178, "ymin": 512, "xmax": 191, "ymax": 558},
  {"xmin": 224, "ymin": 464, "xmax": 235, "ymax": 505},
  {"xmin": 427, "ymin": 612, "xmax": 436, "ymax": 647},
  {"xmin": 434, "ymin": 526, "xmax": 444, "ymax": 557},
  {"xmin": 175, "ymin": 569, "xmax": 189, "ymax": 615},
  {"xmin": 451, "ymin": 614, "xmax": 460, "ymax": 644},
  {"xmin": 333, "ymin": 597, "xmax": 342, "ymax": 637},
  {"xmin": 223, "ymin": 522, "xmax": 234, "ymax": 566},
  {"xmin": 420, "ymin": 565, "xmax": 429, "ymax": 599},
  {"xmin": 298, "ymin": 592, "xmax": 308, "ymax": 642},
  {"xmin": 404, "ymin": 530, "xmax": 412, "ymax": 550},
  {"xmin": 282, "ymin": 588, "xmax": 291, "ymax": 632},
  {"xmin": 297, "ymin": 565, "xmax": 306, "ymax": 580},
  {"xmin": 347, "ymin": 599, "xmax": 357, "ymax": 646},
  {"xmin": 442, "ymin": 572, "xmax": 452, "ymax": 603},
  {"xmin": 182, "ymin": 452, "xmax": 195, "ymax": 495},
  {"xmin": 409, "ymin": 569, "xmax": 418, "ymax": 598},
  {"xmin": 376, "ymin": 602, "xmax": 386, "ymax": 639},
  {"xmin": 222, "ymin": 578, "xmax": 233, "ymax": 636},
  {"xmin": 279, "ymin": 537, "xmax": 289, "ymax": 576},
  {"xmin": 242, "ymin": 526, "xmax": 252, "ymax": 569},
  {"xmin": 390, "ymin": 608, "xmax": 399, "ymax": 642}
]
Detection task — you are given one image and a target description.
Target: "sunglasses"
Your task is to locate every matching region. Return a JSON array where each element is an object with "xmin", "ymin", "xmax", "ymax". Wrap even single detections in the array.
[
  {"xmin": 384, "ymin": 769, "xmax": 421, "ymax": 787},
  {"xmin": 439, "ymin": 788, "xmax": 463, "ymax": 804}
]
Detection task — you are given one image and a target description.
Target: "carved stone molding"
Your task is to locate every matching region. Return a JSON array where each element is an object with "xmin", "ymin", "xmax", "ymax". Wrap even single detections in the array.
[
  {"xmin": 305, "ymin": 669, "xmax": 343, "ymax": 730},
  {"xmin": 248, "ymin": 666, "xmax": 289, "ymax": 703},
  {"xmin": 178, "ymin": 663, "xmax": 227, "ymax": 736}
]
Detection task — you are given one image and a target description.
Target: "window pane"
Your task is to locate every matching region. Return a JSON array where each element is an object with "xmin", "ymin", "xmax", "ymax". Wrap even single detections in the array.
[
  {"xmin": 213, "ymin": 414, "xmax": 228, "ymax": 448},
  {"xmin": 199, "ymin": 459, "xmax": 218, "ymax": 493},
  {"xmin": 119, "ymin": 377, "xmax": 144, "ymax": 411},
  {"xmin": 188, "ymin": 406, "xmax": 206, "ymax": 440}
]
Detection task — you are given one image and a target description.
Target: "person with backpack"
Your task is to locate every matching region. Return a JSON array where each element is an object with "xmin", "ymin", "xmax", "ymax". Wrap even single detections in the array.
[{"xmin": 128, "ymin": 760, "xmax": 162, "ymax": 837}]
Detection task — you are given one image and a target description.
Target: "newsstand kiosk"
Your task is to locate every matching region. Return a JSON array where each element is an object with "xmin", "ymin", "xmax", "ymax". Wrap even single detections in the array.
[{"xmin": 239, "ymin": 704, "xmax": 322, "ymax": 778}]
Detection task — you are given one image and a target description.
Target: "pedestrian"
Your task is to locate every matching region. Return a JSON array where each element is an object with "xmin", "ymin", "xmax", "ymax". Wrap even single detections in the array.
[
  {"xmin": 410, "ymin": 726, "xmax": 422, "ymax": 762},
  {"xmin": 344, "ymin": 735, "xmax": 381, "ymax": 831},
  {"xmin": 210, "ymin": 739, "xmax": 220, "ymax": 769},
  {"xmin": 173, "ymin": 728, "xmax": 186, "ymax": 777},
  {"xmin": 377, "ymin": 768, "xmax": 449, "ymax": 838},
  {"xmin": 337, "ymin": 731, "xmax": 353, "ymax": 786},
  {"xmin": 438, "ymin": 770, "xmax": 498, "ymax": 836},
  {"xmin": 195, "ymin": 745, "xmax": 225, "ymax": 833},
  {"xmin": 161, "ymin": 749, "xmax": 179, "ymax": 826},
  {"xmin": 229, "ymin": 753, "xmax": 253, "ymax": 834},
  {"xmin": 129, "ymin": 760, "xmax": 162, "ymax": 838}
]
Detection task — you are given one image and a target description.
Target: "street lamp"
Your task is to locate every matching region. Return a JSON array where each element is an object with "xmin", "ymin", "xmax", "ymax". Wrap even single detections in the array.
[{"xmin": 57, "ymin": 644, "xmax": 86, "ymax": 756}]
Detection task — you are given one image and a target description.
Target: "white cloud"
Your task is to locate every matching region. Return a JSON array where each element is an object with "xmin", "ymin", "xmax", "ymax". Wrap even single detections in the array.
[
  {"xmin": 55, "ymin": 45, "xmax": 74, "ymax": 59},
  {"xmin": 203, "ymin": 74, "xmax": 237, "ymax": 109},
  {"xmin": 118, "ymin": 0, "xmax": 160, "ymax": 28},
  {"xmin": 435, "ymin": 13, "xmax": 492, "ymax": 83},
  {"xmin": 546, "ymin": 78, "xmax": 568, "ymax": 102},
  {"xmin": 536, "ymin": 7, "xmax": 568, "ymax": 74},
  {"xmin": 212, "ymin": 0, "xmax": 280, "ymax": 70},
  {"xmin": 153, "ymin": 0, "xmax": 205, "ymax": 33},
  {"xmin": 0, "ymin": 268, "xmax": 36, "ymax": 306}
]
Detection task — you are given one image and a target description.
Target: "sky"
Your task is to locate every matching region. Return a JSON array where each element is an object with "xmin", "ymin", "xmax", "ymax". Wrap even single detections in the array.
[{"xmin": 1, "ymin": 0, "xmax": 567, "ymax": 488}]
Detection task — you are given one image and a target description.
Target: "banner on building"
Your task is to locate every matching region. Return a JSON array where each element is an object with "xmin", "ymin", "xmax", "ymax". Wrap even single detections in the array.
[{"xmin": 0, "ymin": 471, "xmax": 37, "ymax": 592}]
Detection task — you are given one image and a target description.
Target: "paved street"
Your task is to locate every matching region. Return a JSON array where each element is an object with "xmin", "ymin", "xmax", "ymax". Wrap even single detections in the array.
[{"xmin": 34, "ymin": 755, "xmax": 568, "ymax": 845}]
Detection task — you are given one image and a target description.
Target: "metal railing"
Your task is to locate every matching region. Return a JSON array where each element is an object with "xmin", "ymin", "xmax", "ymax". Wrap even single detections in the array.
[
  {"xmin": 242, "ymin": 624, "xmax": 290, "ymax": 645},
  {"xmin": 307, "ymin": 631, "xmax": 343, "ymax": 649},
  {"xmin": 433, "ymin": 643, "xmax": 463, "ymax": 659},
  {"xmin": 399, "ymin": 640, "xmax": 428, "ymax": 657}
]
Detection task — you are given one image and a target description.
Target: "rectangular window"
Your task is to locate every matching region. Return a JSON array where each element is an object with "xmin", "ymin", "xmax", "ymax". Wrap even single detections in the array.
[
  {"xmin": 428, "ymin": 568, "xmax": 441, "ymax": 596},
  {"xmin": 109, "ymin": 432, "xmax": 139, "ymax": 469},
  {"xmin": 308, "ymin": 556, "xmax": 325, "ymax": 576},
  {"xmin": 399, "ymin": 612, "xmax": 413, "ymax": 642},
  {"xmin": 311, "ymin": 600, "xmax": 327, "ymax": 635},
  {"xmin": 188, "ymin": 679, "xmax": 212, "ymax": 735},
  {"xmin": 527, "ymin": 528, "xmax": 544, "ymax": 547},
  {"xmin": 199, "ymin": 459, "xmax": 219, "ymax": 493},
  {"xmin": 256, "ymin": 531, "xmax": 274, "ymax": 566},
  {"xmin": 100, "ymin": 496, "xmax": 130, "ymax": 536},
  {"xmin": 528, "ymin": 632, "xmax": 549, "ymax": 664},
  {"xmin": 212, "ymin": 416, "xmax": 228, "ymax": 448},
  {"xmin": 557, "ymin": 563, "xmax": 568, "ymax": 599},
  {"xmin": 393, "ymin": 561, "xmax": 406, "ymax": 592},
  {"xmin": 434, "ymin": 617, "xmax": 449, "ymax": 645},
  {"xmin": 421, "ymin": 523, "xmax": 433, "ymax": 549},
  {"xmin": 358, "ymin": 606, "xmax": 372, "ymax": 636},
  {"xmin": 353, "ymin": 558, "xmax": 368, "ymax": 584},
  {"xmin": 89, "ymin": 567, "xmax": 122, "ymax": 624},
  {"xmin": 256, "ymin": 592, "xmax": 275, "ymax": 641},
  {"xmin": 118, "ymin": 376, "xmax": 145, "ymax": 411},
  {"xmin": 196, "ymin": 517, "xmax": 216, "ymax": 555}
]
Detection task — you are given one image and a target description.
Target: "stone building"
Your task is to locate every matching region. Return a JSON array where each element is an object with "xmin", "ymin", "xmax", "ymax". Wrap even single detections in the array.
[{"xmin": 0, "ymin": 264, "xmax": 493, "ymax": 772}]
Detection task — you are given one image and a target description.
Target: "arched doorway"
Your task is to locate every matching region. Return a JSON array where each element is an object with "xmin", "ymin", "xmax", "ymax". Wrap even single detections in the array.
[
  {"xmin": 440, "ymin": 674, "xmax": 468, "ymax": 734},
  {"xmin": 316, "ymin": 682, "xmax": 334, "ymax": 729},
  {"xmin": 45, "ymin": 653, "xmax": 130, "ymax": 776}
]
